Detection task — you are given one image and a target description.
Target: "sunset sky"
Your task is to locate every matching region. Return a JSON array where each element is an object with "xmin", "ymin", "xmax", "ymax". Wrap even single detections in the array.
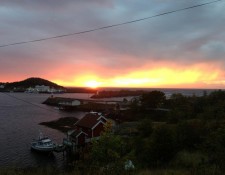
[{"xmin": 1, "ymin": 0, "xmax": 225, "ymax": 88}]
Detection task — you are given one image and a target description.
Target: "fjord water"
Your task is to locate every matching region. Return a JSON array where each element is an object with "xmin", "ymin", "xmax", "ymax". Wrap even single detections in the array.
[{"xmin": 0, "ymin": 93, "xmax": 87, "ymax": 168}]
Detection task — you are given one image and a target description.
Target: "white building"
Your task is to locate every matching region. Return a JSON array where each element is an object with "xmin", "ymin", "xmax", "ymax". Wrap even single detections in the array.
[
  {"xmin": 35, "ymin": 85, "xmax": 50, "ymax": 92},
  {"xmin": 26, "ymin": 85, "xmax": 64, "ymax": 93},
  {"xmin": 59, "ymin": 99, "xmax": 81, "ymax": 106}
]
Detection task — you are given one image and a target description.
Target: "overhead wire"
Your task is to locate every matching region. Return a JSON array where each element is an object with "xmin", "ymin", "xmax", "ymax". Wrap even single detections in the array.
[
  {"xmin": 0, "ymin": 0, "xmax": 224, "ymax": 48},
  {"xmin": 0, "ymin": 92, "xmax": 76, "ymax": 117},
  {"xmin": 0, "ymin": 0, "xmax": 224, "ymax": 118}
]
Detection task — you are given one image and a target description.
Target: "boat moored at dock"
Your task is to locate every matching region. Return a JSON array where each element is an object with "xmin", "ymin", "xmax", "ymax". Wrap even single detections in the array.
[{"xmin": 31, "ymin": 132, "xmax": 56, "ymax": 153}]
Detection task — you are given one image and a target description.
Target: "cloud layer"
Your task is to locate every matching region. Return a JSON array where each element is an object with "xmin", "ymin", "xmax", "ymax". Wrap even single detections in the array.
[{"xmin": 1, "ymin": 0, "xmax": 225, "ymax": 88}]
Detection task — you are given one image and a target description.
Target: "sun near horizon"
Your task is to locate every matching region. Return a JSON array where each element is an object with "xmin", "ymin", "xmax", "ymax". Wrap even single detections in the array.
[{"xmin": 84, "ymin": 80, "xmax": 101, "ymax": 89}]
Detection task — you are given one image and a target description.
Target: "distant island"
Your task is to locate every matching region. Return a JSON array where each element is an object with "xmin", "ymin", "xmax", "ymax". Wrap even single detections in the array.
[
  {"xmin": 91, "ymin": 90, "xmax": 146, "ymax": 98},
  {"xmin": 0, "ymin": 77, "xmax": 97, "ymax": 93}
]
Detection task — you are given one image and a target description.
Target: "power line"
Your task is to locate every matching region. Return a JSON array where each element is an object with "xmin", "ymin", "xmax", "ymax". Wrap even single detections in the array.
[
  {"xmin": 0, "ymin": 92, "xmax": 74, "ymax": 117},
  {"xmin": 0, "ymin": 0, "xmax": 223, "ymax": 48}
]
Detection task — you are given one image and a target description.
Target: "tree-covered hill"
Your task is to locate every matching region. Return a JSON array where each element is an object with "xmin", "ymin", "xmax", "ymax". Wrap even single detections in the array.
[{"xmin": 3, "ymin": 77, "xmax": 64, "ymax": 91}]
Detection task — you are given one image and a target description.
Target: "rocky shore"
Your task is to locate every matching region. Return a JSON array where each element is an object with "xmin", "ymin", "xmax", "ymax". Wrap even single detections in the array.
[{"xmin": 40, "ymin": 117, "xmax": 78, "ymax": 133}]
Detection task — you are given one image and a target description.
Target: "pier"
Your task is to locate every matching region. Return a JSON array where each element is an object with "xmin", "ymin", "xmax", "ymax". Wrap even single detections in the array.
[{"xmin": 43, "ymin": 96, "xmax": 123, "ymax": 111}]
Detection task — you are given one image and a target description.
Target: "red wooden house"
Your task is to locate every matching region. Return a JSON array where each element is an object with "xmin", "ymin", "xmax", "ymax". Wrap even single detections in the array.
[
  {"xmin": 66, "ymin": 112, "xmax": 107, "ymax": 148},
  {"xmin": 67, "ymin": 130, "xmax": 87, "ymax": 147},
  {"xmin": 74, "ymin": 112, "xmax": 107, "ymax": 140}
]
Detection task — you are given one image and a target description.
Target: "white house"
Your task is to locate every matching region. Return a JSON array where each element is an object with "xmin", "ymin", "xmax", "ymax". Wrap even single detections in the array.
[
  {"xmin": 35, "ymin": 85, "xmax": 50, "ymax": 92},
  {"xmin": 59, "ymin": 99, "xmax": 81, "ymax": 106}
]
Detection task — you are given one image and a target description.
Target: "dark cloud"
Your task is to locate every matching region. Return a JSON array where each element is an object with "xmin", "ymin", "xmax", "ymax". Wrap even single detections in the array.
[
  {"xmin": 1, "ymin": 0, "xmax": 225, "ymax": 83},
  {"xmin": 201, "ymin": 41, "xmax": 225, "ymax": 59}
]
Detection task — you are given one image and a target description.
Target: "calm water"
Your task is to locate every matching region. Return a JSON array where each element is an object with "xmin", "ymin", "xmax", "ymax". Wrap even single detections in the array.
[
  {"xmin": 0, "ymin": 93, "xmax": 89, "ymax": 168},
  {"xmin": 0, "ymin": 89, "xmax": 217, "ymax": 168}
]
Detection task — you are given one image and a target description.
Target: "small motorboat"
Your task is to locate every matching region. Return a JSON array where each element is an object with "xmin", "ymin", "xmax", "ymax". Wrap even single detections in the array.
[{"xmin": 31, "ymin": 132, "xmax": 56, "ymax": 153}]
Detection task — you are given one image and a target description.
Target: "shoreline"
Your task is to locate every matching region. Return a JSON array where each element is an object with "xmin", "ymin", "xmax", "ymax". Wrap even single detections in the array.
[{"xmin": 39, "ymin": 117, "xmax": 78, "ymax": 133}]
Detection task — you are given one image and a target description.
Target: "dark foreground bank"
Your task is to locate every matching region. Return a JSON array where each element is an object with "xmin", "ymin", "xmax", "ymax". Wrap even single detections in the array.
[{"xmin": 0, "ymin": 167, "xmax": 221, "ymax": 175}]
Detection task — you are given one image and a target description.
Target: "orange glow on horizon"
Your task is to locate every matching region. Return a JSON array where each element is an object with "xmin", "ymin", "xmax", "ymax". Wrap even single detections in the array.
[
  {"xmin": 52, "ymin": 64, "xmax": 224, "ymax": 89},
  {"xmin": 84, "ymin": 80, "xmax": 101, "ymax": 89}
]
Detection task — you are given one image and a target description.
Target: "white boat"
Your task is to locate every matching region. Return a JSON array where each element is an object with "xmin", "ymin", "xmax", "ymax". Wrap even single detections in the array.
[{"xmin": 31, "ymin": 132, "xmax": 56, "ymax": 152}]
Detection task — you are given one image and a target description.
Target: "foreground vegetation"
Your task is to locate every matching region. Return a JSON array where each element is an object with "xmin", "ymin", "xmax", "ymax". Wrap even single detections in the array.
[
  {"xmin": 87, "ymin": 90, "xmax": 225, "ymax": 174},
  {"xmin": 0, "ymin": 167, "xmax": 198, "ymax": 175},
  {"xmin": 1, "ymin": 90, "xmax": 225, "ymax": 174}
]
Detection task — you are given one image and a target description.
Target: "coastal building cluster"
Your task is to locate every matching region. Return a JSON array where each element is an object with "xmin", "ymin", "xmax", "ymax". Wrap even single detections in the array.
[
  {"xmin": 26, "ymin": 85, "xmax": 64, "ymax": 93},
  {"xmin": 31, "ymin": 111, "xmax": 115, "ymax": 154}
]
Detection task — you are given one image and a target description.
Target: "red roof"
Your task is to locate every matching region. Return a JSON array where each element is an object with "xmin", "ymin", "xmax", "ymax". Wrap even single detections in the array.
[
  {"xmin": 70, "ymin": 130, "xmax": 87, "ymax": 138},
  {"xmin": 75, "ymin": 113, "xmax": 106, "ymax": 129}
]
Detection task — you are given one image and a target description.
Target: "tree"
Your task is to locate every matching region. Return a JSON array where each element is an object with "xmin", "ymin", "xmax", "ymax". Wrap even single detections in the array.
[
  {"xmin": 140, "ymin": 91, "xmax": 166, "ymax": 109},
  {"xmin": 176, "ymin": 120, "xmax": 205, "ymax": 150},
  {"xmin": 148, "ymin": 125, "xmax": 177, "ymax": 165},
  {"xmin": 123, "ymin": 98, "xmax": 128, "ymax": 103},
  {"xmin": 129, "ymin": 97, "xmax": 140, "ymax": 112},
  {"xmin": 135, "ymin": 124, "xmax": 177, "ymax": 168},
  {"xmin": 137, "ymin": 119, "xmax": 153, "ymax": 137},
  {"xmin": 90, "ymin": 121, "xmax": 124, "ymax": 168},
  {"xmin": 204, "ymin": 127, "xmax": 225, "ymax": 170}
]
